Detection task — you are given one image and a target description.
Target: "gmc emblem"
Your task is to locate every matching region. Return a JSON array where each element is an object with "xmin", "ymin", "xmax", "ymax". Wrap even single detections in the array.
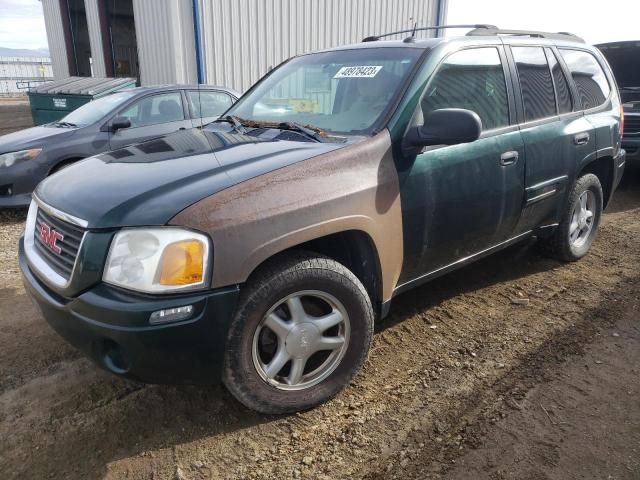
[{"xmin": 39, "ymin": 223, "xmax": 64, "ymax": 254}]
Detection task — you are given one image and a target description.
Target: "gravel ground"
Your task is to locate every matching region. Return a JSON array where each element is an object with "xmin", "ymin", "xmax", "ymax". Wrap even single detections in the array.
[{"xmin": 0, "ymin": 100, "xmax": 639, "ymax": 478}]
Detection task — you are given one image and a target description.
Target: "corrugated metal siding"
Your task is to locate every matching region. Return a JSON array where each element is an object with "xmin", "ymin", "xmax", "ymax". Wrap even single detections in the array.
[
  {"xmin": 84, "ymin": 0, "xmax": 107, "ymax": 77},
  {"xmin": 41, "ymin": 0, "xmax": 70, "ymax": 79},
  {"xmin": 198, "ymin": 0, "xmax": 440, "ymax": 92},
  {"xmin": 133, "ymin": 0, "xmax": 198, "ymax": 86}
]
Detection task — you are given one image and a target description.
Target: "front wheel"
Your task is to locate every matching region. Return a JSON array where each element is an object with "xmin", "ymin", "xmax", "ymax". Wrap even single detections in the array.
[
  {"xmin": 538, "ymin": 173, "xmax": 603, "ymax": 261},
  {"xmin": 222, "ymin": 253, "xmax": 374, "ymax": 414}
]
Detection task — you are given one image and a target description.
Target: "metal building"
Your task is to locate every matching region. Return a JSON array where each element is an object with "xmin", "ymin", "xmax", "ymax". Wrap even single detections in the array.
[
  {"xmin": 42, "ymin": 0, "xmax": 446, "ymax": 93},
  {"xmin": 0, "ymin": 57, "xmax": 53, "ymax": 95}
]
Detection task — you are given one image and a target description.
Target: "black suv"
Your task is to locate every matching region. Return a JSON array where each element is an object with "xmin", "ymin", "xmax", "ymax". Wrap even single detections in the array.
[{"xmin": 20, "ymin": 26, "xmax": 625, "ymax": 414}]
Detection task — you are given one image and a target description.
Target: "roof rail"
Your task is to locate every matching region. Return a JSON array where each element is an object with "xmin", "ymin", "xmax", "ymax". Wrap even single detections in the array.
[
  {"xmin": 466, "ymin": 27, "xmax": 585, "ymax": 43},
  {"xmin": 362, "ymin": 24, "xmax": 497, "ymax": 42}
]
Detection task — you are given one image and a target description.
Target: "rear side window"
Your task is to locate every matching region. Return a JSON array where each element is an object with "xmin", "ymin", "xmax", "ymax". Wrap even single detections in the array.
[
  {"xmin": 559, "ymin": 49, "xmax": 611, "ymax": 110},
  {"xmin": 422, "ymin": 47, "xmax": 509, "ymax": 131},
  {"xmin": 547, "ymin": 49, "xmax": 572, "ymax": 114},
  {"xmin": 512, "ymin": 47, "xmax": 556, "ymax": 122}
]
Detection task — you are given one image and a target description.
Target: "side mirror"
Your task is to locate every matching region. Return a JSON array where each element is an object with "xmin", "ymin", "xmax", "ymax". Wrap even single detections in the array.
[
  {"xmin": 407, "ymin": 108, "xmax": 482, "ymax": 149},
  {"xmin": 110, "ymin": 117, "xmax": 131, "ymax": 132}
]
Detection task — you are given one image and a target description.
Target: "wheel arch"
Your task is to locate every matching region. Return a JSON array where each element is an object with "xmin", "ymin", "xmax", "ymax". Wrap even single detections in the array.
[
  {"xmin": 243, "ymin": 229, "xmax": 384, "ymax": 317},
  {"xmin": 578, "ymin": 154, "xmax": 614, "ymax": 208},
  {"xmin": 48, "ymin": 156, "xmax": 85, "ymax": 175}
]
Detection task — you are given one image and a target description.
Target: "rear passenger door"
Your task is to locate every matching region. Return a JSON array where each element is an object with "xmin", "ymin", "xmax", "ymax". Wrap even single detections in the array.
[
  {"xmin": 108, "ymin": 91, "xmax": 192, "ymax": 150},
  {"xmin": 187, "ymin": 90, "xmax": 235, "ymax": 127},
  {"xmin": 397, "ymin": 46, "xmax": 526, "ymax": 284},
  {"xmin": 558, "ymin": 48, "xmax": 616, "ymax": 161},
  {"xmin": 508, "ymin": 45, "xmax": 595, "ymax": 233}
]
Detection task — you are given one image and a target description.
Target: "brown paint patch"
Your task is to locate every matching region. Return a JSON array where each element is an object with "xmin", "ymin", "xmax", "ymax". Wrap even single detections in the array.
[{"xmin": 170, "ymin": 131, "xmax": 403, "ymax": 301}]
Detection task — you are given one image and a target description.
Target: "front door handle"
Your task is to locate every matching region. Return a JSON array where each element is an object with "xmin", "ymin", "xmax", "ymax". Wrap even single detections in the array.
[
  {"xmin": 500, "ymin": 150, "xmax": 519, "ymax": 166},
  {"xmin": 574, "ymin": 132, "xmax": 590, "ymax": 145}
]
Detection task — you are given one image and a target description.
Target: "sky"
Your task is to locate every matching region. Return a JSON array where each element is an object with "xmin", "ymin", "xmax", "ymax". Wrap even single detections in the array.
[
  {"xmin": 0, "ymin": 0, "xmax": 636, "ymax": 53},
  {"xmin": 446, "ymin": 0, "xmax": 638, "ymax": 45},
  {"xmin": 0, "ymin": 0, "xmax": 48, "ymax": 51}
]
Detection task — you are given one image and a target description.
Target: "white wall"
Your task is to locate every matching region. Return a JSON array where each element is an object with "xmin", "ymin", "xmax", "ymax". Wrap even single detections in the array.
[
  {"xmin": 41, "ymin": 0, "xmax": 70, "ymax": 79},
  {"xmin": 133, "ymin": 0, "xmax": 198, "ymax": 85},
  {"xmin": 198, "ymin": 0, "xmax": 441, "ymax": 92}
]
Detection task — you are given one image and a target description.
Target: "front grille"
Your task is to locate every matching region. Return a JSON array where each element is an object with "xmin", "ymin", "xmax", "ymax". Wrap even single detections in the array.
[
  {"xmin": 625, "ymin": 115, "xmax": 640, "ymax": 136},
  {"xmin": 34, "ymin": 207, "xmax": 85, "ymax": 280}
]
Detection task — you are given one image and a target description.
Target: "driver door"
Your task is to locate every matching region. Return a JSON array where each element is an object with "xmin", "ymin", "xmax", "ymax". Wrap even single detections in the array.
[
  {"xmin": 397, "ymin": 46, "xmax": 525, "ymax": 285},
  {"xmin": 109, "ymin": 91, "xmax": 192, "ymax": 150}
]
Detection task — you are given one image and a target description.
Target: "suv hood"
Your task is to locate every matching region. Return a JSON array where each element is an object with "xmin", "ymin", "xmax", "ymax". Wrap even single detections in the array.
[
  {"xmin": 0, "ymin": 124, "xmax": 76, "ymax": 152},
  {"xmin": 35, "ymin": 127, "xmax": 345, "ymax": 228}
]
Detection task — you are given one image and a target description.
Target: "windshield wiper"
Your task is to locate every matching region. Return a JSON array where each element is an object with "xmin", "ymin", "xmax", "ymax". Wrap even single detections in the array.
[
  {"xmin": 216, "ymin": 115, "xmax": 247, "ymax": 134},
  {"xmin": 54, "ymin": 121, "xmax": 78, "ymax": 128},
  {"xmin": 277, "ymin": 121, "xmax": 327, "ymax": 143},
  {"xmin": 620, "ymin": 86, "xmax": 640, "ymax": 91}
]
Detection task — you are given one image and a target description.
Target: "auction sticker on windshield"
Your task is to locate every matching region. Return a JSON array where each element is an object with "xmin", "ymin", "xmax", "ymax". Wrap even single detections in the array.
[{"xmin": 334, "ymin": 65, "xmax": 383, "ymax": 78}]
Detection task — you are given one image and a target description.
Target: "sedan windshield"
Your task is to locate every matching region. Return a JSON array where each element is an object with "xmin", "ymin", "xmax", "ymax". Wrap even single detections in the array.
[
  {"xmin": 57, "ymin": 91, "xmax": 138, "ymax": 127},
  {"xmin": 226, "ymin": 47, "xmax": 423, "ymax": 135}
]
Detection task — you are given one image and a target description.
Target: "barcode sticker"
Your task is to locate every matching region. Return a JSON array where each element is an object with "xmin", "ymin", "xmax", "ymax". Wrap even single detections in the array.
[{"xmin": 334, "ymin": 65, "xmax": 383, "ymax": 78}]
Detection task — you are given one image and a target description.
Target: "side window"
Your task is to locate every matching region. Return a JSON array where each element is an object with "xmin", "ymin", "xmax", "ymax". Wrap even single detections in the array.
[
  {"xmin": 512, "ymin": 46, "xmax": 556, "ymax": 122},
  {"xmin": 547, "ymin": 49, "xmax": 572, "ymax": 114},
  {"xmin": 118, "ymin": 92, "xmax": 185, "ymax": 128},
  {"xmin": 559, "ymin": 49, "xmax": 611, "ymax": 110},
  {"xmin": 187, "ymin": 91, "xmax": 233, "ymax": 118},
  {"xmin": 421, "ymin": 47, "xmax": 509, "ymax": 131}
]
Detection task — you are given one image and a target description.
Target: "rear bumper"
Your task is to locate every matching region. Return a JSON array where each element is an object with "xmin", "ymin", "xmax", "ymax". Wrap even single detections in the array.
[
  {"xmin": 614, "ymin": 149, "xmax": 626, "ymax": 192},
  {"xmin": 19, "ymin": 237, "xmax": 240, "ymax": 384}
]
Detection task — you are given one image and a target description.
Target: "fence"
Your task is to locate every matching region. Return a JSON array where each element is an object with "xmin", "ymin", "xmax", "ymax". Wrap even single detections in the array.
[{"xmin": 0, "ymin": 57, "xmax": 53, "ymax": 95}]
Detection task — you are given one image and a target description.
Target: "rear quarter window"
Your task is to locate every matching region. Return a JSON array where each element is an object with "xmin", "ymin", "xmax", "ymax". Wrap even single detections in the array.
[{"xmin": 559, "ymin": 49, "xmax": 611, "ymax": 110}]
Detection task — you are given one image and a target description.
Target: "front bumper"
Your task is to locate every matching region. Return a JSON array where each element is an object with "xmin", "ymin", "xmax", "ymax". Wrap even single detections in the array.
[
  {"xmin": 19, "ymin": 238, "xmax": 240, "ymax": 384},
  {"xmin": 0, "ymin": 158, "xmax": 48, "ymax": 208},
  {"xmin": 622, "ymin": 137, "xmax": 639, "ymax": 164}
]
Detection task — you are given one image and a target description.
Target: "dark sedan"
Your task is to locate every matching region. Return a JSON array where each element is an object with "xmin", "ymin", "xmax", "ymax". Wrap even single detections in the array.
[{"xmin": 0, "ymin": 85, "xmax": 239, "ymax": 207}]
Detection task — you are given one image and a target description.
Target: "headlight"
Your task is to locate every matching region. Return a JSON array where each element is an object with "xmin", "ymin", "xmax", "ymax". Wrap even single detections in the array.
[
  {"xmin": 0, "ymin": 148, "xmax": 42, "ymax": 168},
  {"xmin": 103, "ymin": 228, "xmax": 211, "ymax": 293}
]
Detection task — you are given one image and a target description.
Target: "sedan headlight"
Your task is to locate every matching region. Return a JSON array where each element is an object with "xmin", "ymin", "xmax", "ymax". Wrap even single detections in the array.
[
  {"xmin": 0, "ymin": 148, "xmax": 42, "ymax": 168},
  {"xmin": 103, "ymin": 228, "xmax": 211, "ymax": 293}
]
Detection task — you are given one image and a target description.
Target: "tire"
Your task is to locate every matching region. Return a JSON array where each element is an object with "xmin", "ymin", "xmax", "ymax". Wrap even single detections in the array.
[
  {"xmin": 222, "ymin": 252, "xmax": 374, "ymax": 414},
  {"xmin": 538, "ymin": 173, "xmax": 603, "ymax": 262}
]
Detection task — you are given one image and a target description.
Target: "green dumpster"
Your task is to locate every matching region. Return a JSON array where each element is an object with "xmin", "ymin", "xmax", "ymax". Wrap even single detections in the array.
[{"xmin": 28, "ymin": 77, "xmax": 137, "ymax": 125}]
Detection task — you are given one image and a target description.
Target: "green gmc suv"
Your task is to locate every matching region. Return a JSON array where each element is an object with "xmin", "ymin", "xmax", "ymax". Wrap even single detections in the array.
[{"xmin": 20, "ymin": 26, "xmax": 625, "ymax": 414}]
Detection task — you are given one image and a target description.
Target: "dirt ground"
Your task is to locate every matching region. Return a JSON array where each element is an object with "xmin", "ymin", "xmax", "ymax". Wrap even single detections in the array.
[
  {"xmin": 0, "ymin": 102, "xmax": 639, "ymax": 479},
  {"xmin": 0, "ymin": 97, "xmax": 32, "ymax": 136}
]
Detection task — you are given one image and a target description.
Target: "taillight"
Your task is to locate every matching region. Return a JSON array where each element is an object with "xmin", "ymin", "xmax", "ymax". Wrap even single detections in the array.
[{"xmin": 620, "ymin": 103, "xmax": 625, "ymax": 138}]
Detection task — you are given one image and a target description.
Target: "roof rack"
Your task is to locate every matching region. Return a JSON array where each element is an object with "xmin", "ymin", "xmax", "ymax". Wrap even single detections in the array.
[
  {"xmin": 362, "ymin": 24, "xmax": 497, "ymax": 42},
  {"xmin": 466, "ymin": 27, "xmax": 585, "ymax": 43}
]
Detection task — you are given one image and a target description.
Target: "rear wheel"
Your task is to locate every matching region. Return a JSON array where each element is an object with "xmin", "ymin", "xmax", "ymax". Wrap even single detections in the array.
[
  {"xmin": 222, "ymin": 253, "xmax": 374, "ymax": 414},
  {"xmin": 538, "ymin": 173, "xmax": 603, "ymax": 261}
]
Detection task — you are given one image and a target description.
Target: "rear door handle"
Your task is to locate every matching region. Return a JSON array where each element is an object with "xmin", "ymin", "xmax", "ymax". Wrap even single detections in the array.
[
  {"xmin": 574, "ymin": 132, "xmax": 590, "ymax": 145},
  {"xmin": 500, "ymin": 150, "xmax": 519, "ymax": 166}
]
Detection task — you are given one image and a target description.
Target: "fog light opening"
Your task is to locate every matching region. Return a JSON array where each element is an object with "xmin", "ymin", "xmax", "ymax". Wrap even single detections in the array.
[
  {"xmin": 149, "ymin": 305, "xmax": 194, "ymax": 325},
  {"xmin": 103, "ymin": 340, "xmax": 130, "ymax": 374}
]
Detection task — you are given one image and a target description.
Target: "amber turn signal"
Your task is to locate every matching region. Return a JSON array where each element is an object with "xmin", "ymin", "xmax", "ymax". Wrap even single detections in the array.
[{"xmin": 159, "ymin": 240, "xmax": 205, "ymax": 285}]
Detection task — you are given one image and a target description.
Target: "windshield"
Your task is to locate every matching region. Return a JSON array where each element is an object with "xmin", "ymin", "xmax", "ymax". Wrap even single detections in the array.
[
  {"xmin": 226, "ymin": 47, "xmax": 423, "ymax": 135},
  {"xmin": 58, "ymin": 91, "xmax": 138, "ymax": 127}
]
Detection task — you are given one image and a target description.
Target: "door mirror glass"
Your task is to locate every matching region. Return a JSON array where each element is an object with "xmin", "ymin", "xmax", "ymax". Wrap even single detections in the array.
[
  {"xmin": 410, "ymin": 108, "xmax": 482, "ymax": 147},
  {"xmin": 110, "ymin": 116, "xmax": 132, "ymax": 132}
]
